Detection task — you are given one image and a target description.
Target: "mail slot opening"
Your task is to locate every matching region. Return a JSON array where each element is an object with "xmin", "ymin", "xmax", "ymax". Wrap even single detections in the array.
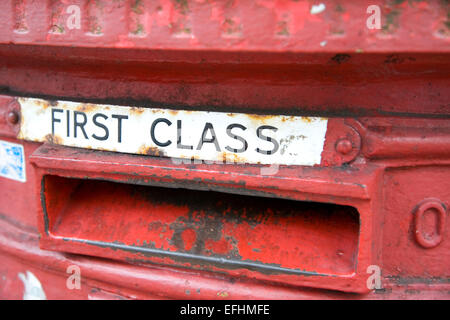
[{"xmin": 42, "ymin": 175, "xmax": 360, "ymax": 276}]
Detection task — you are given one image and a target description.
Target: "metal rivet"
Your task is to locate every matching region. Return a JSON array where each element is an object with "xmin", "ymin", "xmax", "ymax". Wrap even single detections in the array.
[
  {"xmin": 336, "ymin": 139, "xmax": 353, "ymax": 155},
  {"xmin": 7, "ymin": 111, "xmax": 19, "ymax": 125}
]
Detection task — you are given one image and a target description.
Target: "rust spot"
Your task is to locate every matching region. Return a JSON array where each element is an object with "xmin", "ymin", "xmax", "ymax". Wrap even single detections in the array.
[
  {"xmin": 276, "ymin": 20, "xmax": 289, "ymax": 36},
  {"xmin": 221, "ymin": 152, "xmax": 247, "ymax": 164},
  {"xmin": 174, "ymin": 0, "xmax": 189, "ymax": 15},
  {"xmin": 168, "ymin": 109, "xmax": 179, "ymax": 116},
  {"xmin": 217, "ymin": 291, "xmax": 229, "ymax": 298},
  {"xmin": 130, "ymin": 107, "xmax": 145, "ymax": 114},
  {"xmin": 381, "ymin": 4, "xmax": 401, "ymax": 34},
  {"xmin": 138, "ymin": 145, "xmax": 166, "ymax": 157},
  {"xmin": 384, "ymin": 54, "xmax": 415, "ymax": 64},
  {"xmin": 97, "ymin": 146, "xmax": 116, "ymax": 152},
  {"xmin": 247, "ymin": 113, "xmax": 274, "ymax": 121},
  {"xmin": 281, "ymin": 116, "xmax": 295, "ymax": 122},
  {"xmin": 44, "ymin": 134, "xmax": 62, "ymax": 145},
  {"xmin": 131, "ymin": 0, "xmax": 144, "ymax": 14},
  {"xmin": 221, "ymin": 152, "xmax": 227, "ymax": 164},
  {"xmin": 33, "ymin": 99, "xmax": 50, "ymax": 109},
  {"xmin": 148, "ymin": 221, "xmax": 163, "ymax": 231},
  {"xmin": 48, "ymin": 100, "xmax": 58, "ymax": 107},
  {"xmin": 76, "ymin": 103, "xmax": 98, "ymax": 113},
  {"xmin": 331, "ymin": 54, "xmax": 351, "ymax": 64}
]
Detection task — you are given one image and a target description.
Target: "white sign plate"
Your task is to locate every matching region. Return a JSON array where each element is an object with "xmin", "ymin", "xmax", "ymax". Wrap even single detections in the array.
[{"xmin": 18, "ymin": 98, "xmax": 328, "ymax": 166}]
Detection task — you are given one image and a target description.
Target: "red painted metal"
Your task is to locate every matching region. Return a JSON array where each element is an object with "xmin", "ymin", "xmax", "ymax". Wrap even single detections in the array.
[
  {"xmin": 0, "ymin": 0, "xmax": 449, "ymax": 300},
  {"xmin": 1, "ymin": 0, "xmax": 449, "ymax": 52}
]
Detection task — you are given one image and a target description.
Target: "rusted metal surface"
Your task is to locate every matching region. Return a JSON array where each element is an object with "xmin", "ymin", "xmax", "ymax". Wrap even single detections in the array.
[{"xmin": 0, "ymin": 0, "xmax": 449, "ymax": 300}]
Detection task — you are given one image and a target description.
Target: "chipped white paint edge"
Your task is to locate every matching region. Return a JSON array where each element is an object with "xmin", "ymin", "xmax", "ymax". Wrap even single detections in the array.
[
  {"xmin": 18, "ymin": 97, "xmax": 328, "ymax": 166},
  {"xmin": 18, "ymin": 271, "xmax": 47, "ymax": 300},
  {"xmin": 310, "ymin": 3, "xmax": 326, "ymax": 15}
]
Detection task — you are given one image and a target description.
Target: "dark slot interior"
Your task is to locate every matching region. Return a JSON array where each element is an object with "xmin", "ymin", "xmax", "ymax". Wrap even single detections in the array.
[{"xmin": 43, "ymin": 175, "xmax": 360, "ymax": 275}]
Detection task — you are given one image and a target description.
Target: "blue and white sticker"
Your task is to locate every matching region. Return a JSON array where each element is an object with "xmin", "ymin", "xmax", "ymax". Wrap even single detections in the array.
[{"xmin": 0, "ymin": 139, "xmax": 26, "ymax": 182}]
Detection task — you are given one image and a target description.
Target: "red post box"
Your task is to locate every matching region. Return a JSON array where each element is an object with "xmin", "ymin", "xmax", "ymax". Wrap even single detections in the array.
[{"xmin": 0, "ymin": 0, "xmax": 448, "ymax": 300}]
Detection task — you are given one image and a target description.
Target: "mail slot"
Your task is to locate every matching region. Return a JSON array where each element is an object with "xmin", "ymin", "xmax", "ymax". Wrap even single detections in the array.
[{"xmin": 41, "ymin": 175, "xmax": 360, "ymax": 276}]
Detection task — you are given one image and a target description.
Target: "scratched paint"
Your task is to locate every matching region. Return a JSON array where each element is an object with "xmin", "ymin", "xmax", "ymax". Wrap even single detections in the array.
[{"xmin": 18, "ymin": 98, "xmax": 328, "ymax": 166}]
